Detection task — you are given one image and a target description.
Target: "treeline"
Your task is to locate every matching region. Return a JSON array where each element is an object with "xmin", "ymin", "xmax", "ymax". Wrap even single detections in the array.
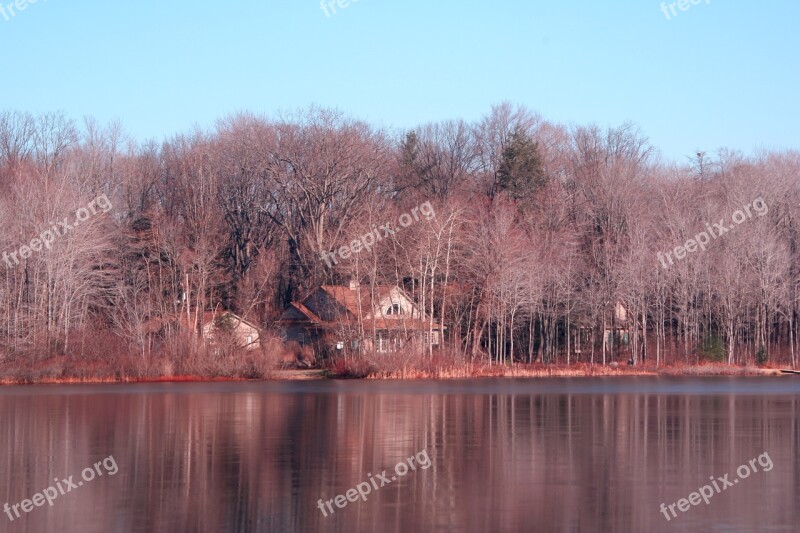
[{"xmin": 0, "ymin": 104, "xmax": 798, "ymax": 370}]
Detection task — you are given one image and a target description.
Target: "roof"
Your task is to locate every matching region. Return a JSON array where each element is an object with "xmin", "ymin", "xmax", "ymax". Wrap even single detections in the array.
[
  {"xmin": 282, "ymin": 284, "xmax": 444, "ymax": 331},
  {"xmin": 288, "ymin": 302, "xmax": 323, "ymax": 324},
  {"xmin": 319, "ymin": 285, "xmax": 397, "ymax": 317}
]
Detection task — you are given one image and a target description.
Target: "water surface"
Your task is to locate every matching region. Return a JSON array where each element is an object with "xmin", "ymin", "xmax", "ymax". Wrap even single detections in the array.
[{"xmin": 1, "ymin": 377, "xmax": 798, "ymax": 532}]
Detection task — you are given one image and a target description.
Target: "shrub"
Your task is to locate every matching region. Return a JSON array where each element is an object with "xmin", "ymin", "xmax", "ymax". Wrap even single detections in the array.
[
  {"xmin": 325, "ymin": 356, "xmax": 373, "ymax": 378},
  {"xmin": 700, "ymin": 336, "xmax": 726, "ymax": 363},
  {"xmin": 280, "ymin": 340, "xmax": 316, "ymax": 368},
  {"xmin": 756, "ymin": 345, "xmax": 768, "ymax": 366}
]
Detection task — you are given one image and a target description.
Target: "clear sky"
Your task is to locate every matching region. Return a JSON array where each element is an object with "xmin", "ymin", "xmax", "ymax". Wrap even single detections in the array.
[{"xmin": 2, "ymin": 0, "xmax": 798, "ymax": 161}]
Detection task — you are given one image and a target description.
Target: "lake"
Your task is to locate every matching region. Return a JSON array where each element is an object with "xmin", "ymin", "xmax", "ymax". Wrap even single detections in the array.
[{"xmin": 1, "ymin": 378, "xmax": 798, "ymax": 532}]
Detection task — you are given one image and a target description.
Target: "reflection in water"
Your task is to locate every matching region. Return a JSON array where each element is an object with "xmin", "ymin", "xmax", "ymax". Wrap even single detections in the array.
[{"xmin": 1, "ymin": 378, "xmax": 798, "ymax": 532}]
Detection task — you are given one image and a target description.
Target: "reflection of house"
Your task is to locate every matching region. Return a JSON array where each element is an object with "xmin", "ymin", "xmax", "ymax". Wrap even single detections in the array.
[{"xmin": 279, "ymin": 281, "xmax": 444, "ymax": 357}]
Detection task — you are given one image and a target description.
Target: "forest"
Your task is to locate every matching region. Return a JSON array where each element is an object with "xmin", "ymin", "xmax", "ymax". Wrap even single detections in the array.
[{"xmin": 1, "ymin": 103, "xmax": 798, "ymax": 380}]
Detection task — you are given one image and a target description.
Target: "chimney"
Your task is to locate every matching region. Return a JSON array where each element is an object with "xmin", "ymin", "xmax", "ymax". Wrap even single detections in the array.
[{"xmin": 348, "ymin": 279, "xmax": 360, "ymax": 291}]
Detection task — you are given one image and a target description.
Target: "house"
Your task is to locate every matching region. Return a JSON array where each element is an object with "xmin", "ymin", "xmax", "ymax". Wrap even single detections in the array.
[
  {"xmin": 279, "ymin": 281, "xmax": 444, "ymax": 357},
  {"xmin": 172, "ymin": 310, "xmax": 261, "ymax": 351},
  {"xmin": 604, "ymin": 301, "xmax": 630, "ymax": 347},
  {"xmin": 573, "ymin": 301, "xmax": 630, "ymax": 355},
  {"xmin": 202, "ymin": 311, "xmax": 261, "ymax": 351}
]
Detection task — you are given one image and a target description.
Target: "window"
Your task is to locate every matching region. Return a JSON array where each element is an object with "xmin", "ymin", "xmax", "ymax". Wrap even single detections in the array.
[
  {"xmin": 423, "ymin": 332, "xmax": 440, "ymax": 346},
  {"xmin": 386, "ymin": 304, "xmax": 402, "ymax": 316},
  {"xmin": 377, "ymin": 333, "xmax": 387, "ymax": 353}
]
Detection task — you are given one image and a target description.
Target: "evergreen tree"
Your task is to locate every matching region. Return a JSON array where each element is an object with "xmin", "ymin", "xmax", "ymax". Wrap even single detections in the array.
[{"xmin": 497, "ymin": 128, "xmax": 546, "ymax": 200}]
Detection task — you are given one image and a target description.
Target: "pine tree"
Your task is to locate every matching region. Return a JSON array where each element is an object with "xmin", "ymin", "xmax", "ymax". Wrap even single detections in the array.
[{"xmin": 497, "ymin": 128, "xmax": 546, "ymax": 200}]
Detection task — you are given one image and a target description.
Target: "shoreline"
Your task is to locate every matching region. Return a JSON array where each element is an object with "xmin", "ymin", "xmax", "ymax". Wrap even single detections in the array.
[{"xmin": 0, "ymin": 364, "xmax": 790, "ymax": 386}]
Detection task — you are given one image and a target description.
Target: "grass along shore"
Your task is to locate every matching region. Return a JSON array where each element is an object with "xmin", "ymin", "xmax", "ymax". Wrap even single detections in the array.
[{"xmin": 1, "ymin": 356, "xmax": 787, "ymax": 385}]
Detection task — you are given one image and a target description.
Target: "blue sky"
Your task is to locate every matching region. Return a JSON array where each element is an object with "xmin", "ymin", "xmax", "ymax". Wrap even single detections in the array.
[{"xmin": 2, "ymin": 0, "xmax": 798, "ymax": 161}]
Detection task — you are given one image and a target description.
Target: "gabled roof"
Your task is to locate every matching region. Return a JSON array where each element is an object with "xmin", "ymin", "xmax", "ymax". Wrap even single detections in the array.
[
  {"xmin": 318, "ymin": 285, "xmax": 399, "ymax": 317},
  {"xmin": 281, "ymin": 284, "xmax": 445, "ymax": 332},
  {"xmin": 287, "ymin": 301, "xmax": 323, "ymax": 324}
]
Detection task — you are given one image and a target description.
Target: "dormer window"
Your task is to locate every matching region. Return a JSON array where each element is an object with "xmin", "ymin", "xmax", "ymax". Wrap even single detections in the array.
[{"xmin": 386, "ymin": 304, "xmax": 402, "ymax": 316}]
